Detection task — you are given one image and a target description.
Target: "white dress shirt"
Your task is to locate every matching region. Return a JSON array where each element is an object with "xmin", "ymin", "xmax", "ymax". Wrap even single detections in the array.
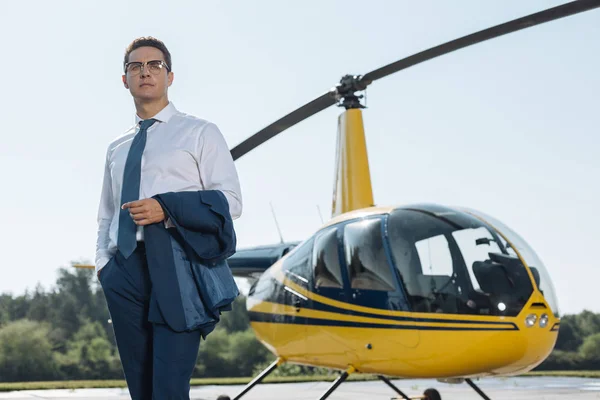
[{"xmin": 95, "ymin": 102, "xmax": 242, "ymax": 274}]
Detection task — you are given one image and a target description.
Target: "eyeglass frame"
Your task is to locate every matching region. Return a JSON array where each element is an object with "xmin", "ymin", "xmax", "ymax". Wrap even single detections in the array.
[{"xmin": 124, "ymin": 60, "xmax": 171, "ymax": 76}]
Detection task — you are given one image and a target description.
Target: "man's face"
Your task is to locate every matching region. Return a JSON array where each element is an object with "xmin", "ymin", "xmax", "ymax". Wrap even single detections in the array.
[{"xmin": 122, "ymin": 46, "xmax": 173, "ymax": 102}]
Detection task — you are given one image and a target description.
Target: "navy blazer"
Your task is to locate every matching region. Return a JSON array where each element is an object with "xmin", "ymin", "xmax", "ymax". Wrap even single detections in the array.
[{"xmin": 142, "ymin": 190, "xmax": 239, "ymax": 337}]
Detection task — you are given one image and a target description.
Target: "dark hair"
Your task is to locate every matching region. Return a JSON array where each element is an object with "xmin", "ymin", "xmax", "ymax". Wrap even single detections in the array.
[{"xmin": 123, "ymin": 36, "xmax": 172, "ymax": 72}]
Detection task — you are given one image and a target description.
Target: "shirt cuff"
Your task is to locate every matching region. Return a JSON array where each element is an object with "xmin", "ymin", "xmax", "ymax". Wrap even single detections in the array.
[{"xmin": 95, "ymin": 257, "xmax": 111, "ymax": 274}]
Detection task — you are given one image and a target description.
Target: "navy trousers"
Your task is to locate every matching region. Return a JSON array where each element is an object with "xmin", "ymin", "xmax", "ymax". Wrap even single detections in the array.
[{"xmin": 99, "ymin": 244, "xmax": 202, "ymax": 400}]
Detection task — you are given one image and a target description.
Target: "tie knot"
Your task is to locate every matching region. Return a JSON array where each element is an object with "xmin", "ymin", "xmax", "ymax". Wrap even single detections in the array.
[{"xmin": 139, "ymin": 118, "xmax": 157, "ymax": 131}]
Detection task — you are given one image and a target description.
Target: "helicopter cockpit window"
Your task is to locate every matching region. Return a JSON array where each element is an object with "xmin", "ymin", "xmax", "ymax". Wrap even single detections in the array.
[
  {"xmin": 312, "ymin": 227, "xmax": 343, "ymax": 289},
  {"xmin": 386, "ymin": 208, "xmax": 535, "ymax": 316},
  {"xmin": 343, "ymin": 218, "xmax": 395, "ymax": 292},
  {"xmin": 281, "ymin": 238, "xmax": 314, "ymax": 289},
  {"xmin": 248, "ymin": 269, "xmax": 276, "ymax": 301},
  {"xmin": 459, "ymin": 207, "xmax": 560, "ymax": 317},
  {"xmin": 452, "ymin": 227, "xmax": 502, "ymax": 291},
  {"xmin": 415, "ymin": 235, "xmax": 453, "ymax": 277}
]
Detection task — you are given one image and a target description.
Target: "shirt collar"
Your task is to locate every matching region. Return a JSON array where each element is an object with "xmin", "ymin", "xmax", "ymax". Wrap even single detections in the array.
[{"xmin": 135, "ymin": 101, "xmax": 177, "ymax": 125}]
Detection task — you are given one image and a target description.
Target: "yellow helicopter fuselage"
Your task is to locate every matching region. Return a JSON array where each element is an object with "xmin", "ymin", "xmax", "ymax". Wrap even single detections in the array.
[{"xmin": 247, "ymin": 220, "xmax": 560, "ymax": 378}]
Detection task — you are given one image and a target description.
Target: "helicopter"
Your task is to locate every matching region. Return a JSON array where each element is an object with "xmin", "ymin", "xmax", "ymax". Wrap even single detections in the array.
[{"xmin": 217, "ymin": 1, "xmax": 600, "ymax": 400}]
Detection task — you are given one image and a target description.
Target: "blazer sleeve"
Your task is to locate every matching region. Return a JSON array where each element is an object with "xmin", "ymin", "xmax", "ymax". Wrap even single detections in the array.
[
  {"xmin": 152, "ymin": 190, "xmax": 236, "ymax": 262},
  {"xmin": 154, "ymin": 190, "xmax": 229, "ymax": 232}
]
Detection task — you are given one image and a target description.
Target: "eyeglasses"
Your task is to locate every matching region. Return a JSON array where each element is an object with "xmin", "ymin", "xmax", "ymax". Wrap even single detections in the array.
[{"xmin": 124, "ymin": 60, "xmax": 170, "ymax": 76}]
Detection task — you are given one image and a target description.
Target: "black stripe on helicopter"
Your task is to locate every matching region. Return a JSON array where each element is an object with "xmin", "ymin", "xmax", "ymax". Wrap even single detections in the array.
[{"xmin": 248, "ymin": 311, "xmax": 519, "ymax": 331}]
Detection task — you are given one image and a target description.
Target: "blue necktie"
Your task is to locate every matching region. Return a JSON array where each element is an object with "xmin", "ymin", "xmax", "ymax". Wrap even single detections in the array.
[{"xmin": 117, "ymin": 118, "xmax": 157, "ymax": 258}]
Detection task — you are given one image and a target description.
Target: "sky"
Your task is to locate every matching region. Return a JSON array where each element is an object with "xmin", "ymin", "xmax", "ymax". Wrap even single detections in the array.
[{"xmin": 0, "ymin": 0, "xmax": 598, "ymax": 316}]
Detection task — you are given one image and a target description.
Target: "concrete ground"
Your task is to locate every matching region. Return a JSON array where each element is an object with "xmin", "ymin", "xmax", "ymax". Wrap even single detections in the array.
[{"xmin": 0, "ymin": 377, "xmax": 599, "ymax": 399}]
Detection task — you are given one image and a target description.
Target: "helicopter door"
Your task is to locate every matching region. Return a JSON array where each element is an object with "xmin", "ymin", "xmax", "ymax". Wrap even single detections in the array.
[
  {"xmin": 342, "ymin": 217, "xmax": 404, "ymax": 310},
  {"xmin": 308, "ymin": 226, "xmax": 360, "ymax": 366},
  {"xmin": 312, "ymin": 226, "xmax": 348, "ymax": 304},
  {"xmin": 342, "ymin": 217, "xmax": 420, "ymax": 353}
]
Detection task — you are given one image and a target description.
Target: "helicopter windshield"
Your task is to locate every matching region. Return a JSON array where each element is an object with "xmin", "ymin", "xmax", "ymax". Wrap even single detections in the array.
[
  {"xmin": 459, "ymin": 207, "xmax": 560, "ymax": 317},
  {"xmin": 386, "ymin": 206, "xmax": 536, "ymax": 317}
]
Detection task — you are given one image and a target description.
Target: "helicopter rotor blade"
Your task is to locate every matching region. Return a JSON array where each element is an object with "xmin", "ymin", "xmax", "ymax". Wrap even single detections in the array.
[
  {"xmin": 230, "ymin": 91, "xmax": 337, "ymax": 161},
  {"xmin": 359, "ymin": 0, "xmax": 600, "ymax": 86},
  {"xmin": 230, "ymin": 0, "xmax": 600, "ymax": 161}
]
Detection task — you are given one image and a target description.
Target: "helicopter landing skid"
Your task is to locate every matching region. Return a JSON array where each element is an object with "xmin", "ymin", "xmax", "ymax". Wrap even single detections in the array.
[
  {"xmin": 465, "ymin": 378, "xmax": 492, "ymax": 400},
  {"xmin": 318, "ymin": 370, "xmax": 431, "ymax": 400},
  {"xmin": 219, "ymin": 360, "xmax": 492, "ymax": 400},
  {"xmin": 223, "ymin": 357, "xmax": 284, "ymax": 400}
]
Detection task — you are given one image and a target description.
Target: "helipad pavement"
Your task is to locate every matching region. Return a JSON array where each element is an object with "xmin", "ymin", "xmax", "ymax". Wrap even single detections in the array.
[{"xmin": 0, "ymin": 377, "xmax": 599, "ymax": 399}]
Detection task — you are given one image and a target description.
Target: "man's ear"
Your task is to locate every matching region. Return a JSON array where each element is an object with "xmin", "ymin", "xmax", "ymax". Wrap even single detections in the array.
[
  {"xmin": 167, "ymin": 71, "xmax": 174, "ymax": 87},
  {"xmin": 122, "ymin": 74, "xmax": 129, "ymax": 89}
]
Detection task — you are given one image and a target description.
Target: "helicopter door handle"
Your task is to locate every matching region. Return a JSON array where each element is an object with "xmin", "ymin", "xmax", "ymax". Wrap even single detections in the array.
[
  {"xmin": 293, "ymin": 297, "xmax": 302, "ymax": 311},
  {"xmin": 284, "ymin": 286, "xmax": 307, "ymax": 312}
]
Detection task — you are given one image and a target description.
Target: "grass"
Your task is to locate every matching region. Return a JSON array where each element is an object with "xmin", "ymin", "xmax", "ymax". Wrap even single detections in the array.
[
  {"xmin": 524, "ymin": 370, "xmax": 600, "ymax": 378},
  {"xmin": 1, "ymin": 371, "xmax": 599, "ymax": 392}
]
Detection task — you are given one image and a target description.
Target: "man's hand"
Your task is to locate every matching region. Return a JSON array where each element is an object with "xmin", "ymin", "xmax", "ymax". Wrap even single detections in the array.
[{"xmin": 122, "ymin": 198, "xmax": 165, "ymax": 226}]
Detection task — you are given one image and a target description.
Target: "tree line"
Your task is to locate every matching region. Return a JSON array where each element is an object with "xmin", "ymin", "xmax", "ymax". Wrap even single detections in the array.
[{"xmin": 0, "ymin": 265, "xmax": 599, "ymax": 382}]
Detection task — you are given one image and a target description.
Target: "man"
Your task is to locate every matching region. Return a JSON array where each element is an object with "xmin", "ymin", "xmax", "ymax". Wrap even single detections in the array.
[{"xmin": 95, "ymin": 36, "xmax": 242, "ymax": 399}]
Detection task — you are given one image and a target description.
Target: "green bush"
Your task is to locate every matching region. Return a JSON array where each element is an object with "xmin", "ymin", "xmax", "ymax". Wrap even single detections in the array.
[{"xmin": 0, "ymin": 320, "xmax": 59, "ymax": 382}]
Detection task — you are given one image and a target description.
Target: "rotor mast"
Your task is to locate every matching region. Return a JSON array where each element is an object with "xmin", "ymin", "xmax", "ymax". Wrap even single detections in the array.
[{"xmin": 331, "ymin": 75, "xmax": 375, "ymax": 218}]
